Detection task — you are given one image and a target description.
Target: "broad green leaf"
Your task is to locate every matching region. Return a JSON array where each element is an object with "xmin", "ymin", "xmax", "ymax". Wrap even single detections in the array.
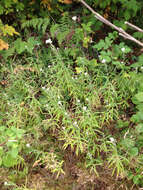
[
  {"xmin": 93, "ymin": 40, "xmax": 105, "ymax": 50},
  {"xmin": 1, "ymin": 47, "xmax": 15, "ymax": 59},
  {"xmin": 0, "ymin": 126, "xmax": 5, "ymax": 131},
  {"xmin": 14, "ymin": 38, "xmax": 27, "ymax": 54},
  {"xmin": 136, "ymin": 124, "xmax": 143, "ymax": 133},
  {"xmin": 133, "ymin": 175, "xmax": 141, "ymax": 185},
  {"xmin": 135, "ymin": 92, "xmax": 143, "ymax": 102},
  {"xmin": 90, "ymin": 59, "xmax": 98, "ymax": 66},
  {"xmin": 129, "ymin": 147, "xmax": 138, "ymax": 156},
  {"xmin": 9, "ymin": 148, "xmax": 19, "ymax": 158},
  {"xmin": 112, "ymin": 61, "xmax": 121, "ymax": 65},
  {"xmin": 3, "ymin": 154, "xmax": 18, "ymax": 167},
  {"xmin": 0, "ymin": 157, "xmax": 2, "ymax": 166}
]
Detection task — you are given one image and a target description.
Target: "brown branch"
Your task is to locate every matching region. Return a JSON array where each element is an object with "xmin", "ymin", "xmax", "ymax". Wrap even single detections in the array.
[
  {"xmin": 125, "ymin": 21, "xmax": 143, "ymax": 33},
  {"xmin": 79, "ymin": 0, "xmax": 143, "ymax": 47}
]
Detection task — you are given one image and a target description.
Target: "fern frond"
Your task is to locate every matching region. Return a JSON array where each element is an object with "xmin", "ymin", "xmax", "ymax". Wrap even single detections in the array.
[
  {"xmin": 50, "ymin": 13, "xmax": 73, "ymax": 45},
  {"xmin": 22, "ymin": 18, "xmax": 50, "ymax": 34}
]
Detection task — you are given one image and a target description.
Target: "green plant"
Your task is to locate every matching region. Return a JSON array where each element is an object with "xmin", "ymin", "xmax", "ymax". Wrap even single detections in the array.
[
  {"xmin": 1, "ymin": 0, "xmax": 143, "ymax": 188},
  {"xmin": 0, "ymin": 126, "xmax": 25, "ymax": 167},
  {"xmin": 21, "ymin": 17, "xmax": 50, "ymax": 34},
  {"xmin": 86, "ymin": 0, "xmax": 141, "ymax": 28},
  {"xmin": 40, "ymin": 152, "xmax": 65, "ymax": 178}
]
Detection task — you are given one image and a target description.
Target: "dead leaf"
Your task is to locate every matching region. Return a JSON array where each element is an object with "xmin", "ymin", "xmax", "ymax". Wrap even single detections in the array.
[
  {"xmin": 58, "ymin": 0, "xmax": 73, "ymax": 4},
  {"xmin": 0, "ymin": 39, "xmax": 9, "ymax": 50}
]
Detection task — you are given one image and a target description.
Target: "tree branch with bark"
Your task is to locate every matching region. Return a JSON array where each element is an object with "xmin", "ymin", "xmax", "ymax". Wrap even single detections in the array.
[{"xmin": 79, "ymin": 0, "xmax": 143, "ymax": 47}]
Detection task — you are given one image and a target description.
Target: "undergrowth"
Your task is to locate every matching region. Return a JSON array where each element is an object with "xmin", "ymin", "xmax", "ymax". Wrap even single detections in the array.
[{"xmin": 0, "ymin": 13, "xmax": 143, "ymax": 190}]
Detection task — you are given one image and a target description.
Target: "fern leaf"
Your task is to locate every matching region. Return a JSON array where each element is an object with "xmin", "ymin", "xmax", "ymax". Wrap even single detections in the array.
[{"xmin": 21, "ymin": 18, "xmax": 50, "ymax": 34}]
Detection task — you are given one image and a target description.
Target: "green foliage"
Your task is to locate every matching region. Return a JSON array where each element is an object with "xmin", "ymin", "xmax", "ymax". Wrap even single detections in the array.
[
  {"xmin": 0, "ymin": 126, "xmax": 25, "ymax": 167},
  {"xmin": 14, "ymin": 37, "xmax": 40, "ymax": 54},
  {"xmin": 0, "ymin": 0, "xmax": 143, "ymax": 189},
  {"xmin": 22, "ymin": 17, "xmax": 50, "ymax": 34},
  {"xmin": 89, "ymin": 0, "xmax": 141, "ymax": 28},
  {"xmin": 0, "ymin": 0, "xmax": 24, "ymax": 15},
  {"xmin": 1, "ymin": 37, "xmax": 40, "ymax": 58}
]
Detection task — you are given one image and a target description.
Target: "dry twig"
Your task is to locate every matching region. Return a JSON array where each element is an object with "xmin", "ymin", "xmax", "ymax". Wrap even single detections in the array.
[
  {"xmin": 79, "ymin": 0, "xmax": 143, "ymax": 47},
  {"xmin": 125, "ymin": 21, "xmax": 143, "ymax": 33}
]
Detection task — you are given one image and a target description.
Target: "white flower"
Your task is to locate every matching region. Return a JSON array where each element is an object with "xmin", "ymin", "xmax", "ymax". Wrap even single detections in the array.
[
  {"xmin": 42, "ymin": 87, "xmax": 50, "ymax": 92},
  {"xmin": 102, "ymin": 59, "xmax": 106, "ymax": 63},
  {"xmin": 42, "ymin": 86, "xmax": 46, "ymax": 90},
  {"xmin": 65, "ymin": 112, "xmax": 68, "ymax": 116},
  {"xmin": 110, "ymin": 137, "xmax": 115, "ymax": 142},
  {"xmin": 46, "ymin": 38, "xmax": 52, "ymax": 44},
  {"xmin": 40, "ymin": 68, "xmax": 43, "ymax": 71},
  {"xmin": 109, "ymin": 137, "xmax": 116, "ymax": 145},
  {"xmin": 73, "ymin": 121, "xmax": 78, "ymax": 126},
  {"xmin": 48, "ymin": 65, "xmax": 51, "ymax": 68},
  {"xmin": 77, "ymin": 99, "xmax": 80, "ymax": 103},
  {"xmin": 83, "ymin": 106, "xmax": 87, "ymax": 111},
  {"xmin": 121, "ymin": 47, "xmax": 125, "ymax": 52},
  {"xmin": 90, "ymin": 39, "xmax": 93, "ymax": 43},
  {"xmin": 4, "ymin": 182, "xmax": 9, "ymax": 186},
  {"xmin": 140, "ymin": 66, "xmax": 143, "ymax": 70},
  {"xmin": 26, "ymin": 143, "xmax": 30, "ymax": 148},
  {"xmin": 58, "ymin": 101, "xmax": 62, "ymax": 105},
  {"xmin": 72, "ymin": 16, "xmax": 77, "ymax": 21},
  {"xmin": 86, "ymin": 98, "xmax": 89, "ymax": 101},
  {"xmin": 45, "ymin": 104, "xmax": 48, "ymax": 108},
  {"xmin": 84, "ymin": 72, "xmax": 88, "ymax": 76}
]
